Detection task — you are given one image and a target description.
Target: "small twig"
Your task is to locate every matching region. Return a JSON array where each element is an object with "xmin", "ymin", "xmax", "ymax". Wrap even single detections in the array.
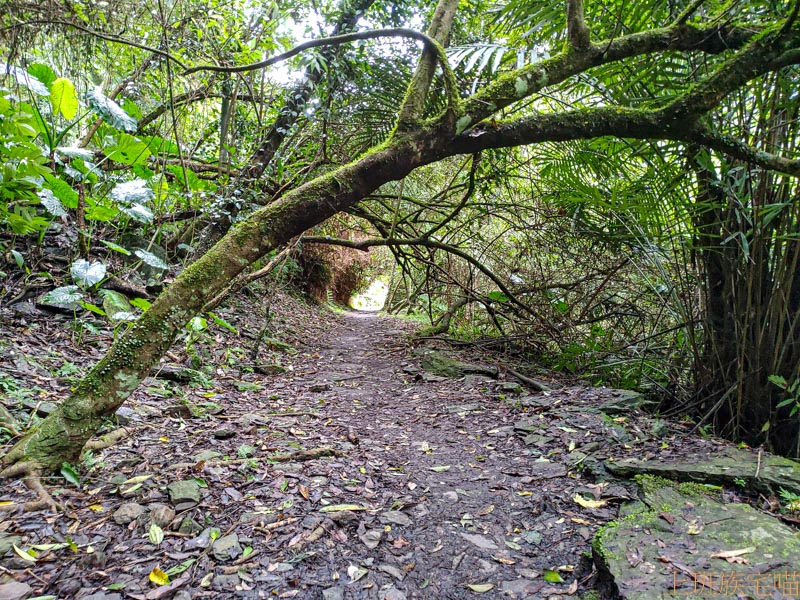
[{"xmin": 755, "ymin": 449, "xmax": 763, "ymax": 478}]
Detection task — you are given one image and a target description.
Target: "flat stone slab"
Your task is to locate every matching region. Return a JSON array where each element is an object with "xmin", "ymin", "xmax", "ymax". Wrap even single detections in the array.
[
  {"xmin": 594, "ymin": 482, "xmax": 800, "ymax": 599},
  {"xmin": 606, "ymin": 447, "xmax": 800, "ymax": 495}
]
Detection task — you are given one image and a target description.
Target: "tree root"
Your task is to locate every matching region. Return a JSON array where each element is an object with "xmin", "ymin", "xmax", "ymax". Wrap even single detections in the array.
[
  {"xmin": 0, "ymin": 461, "xmax": 61, "ymax": 513},
  {"xmin": 84, "ymin": 427, "xmax": 134, "ymax": 451}
]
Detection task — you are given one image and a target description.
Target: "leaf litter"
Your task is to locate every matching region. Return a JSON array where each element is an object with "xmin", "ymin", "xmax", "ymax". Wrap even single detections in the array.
[{"xmin": 2, "ymin": 287, "xmax": 776, "ymax": 599}]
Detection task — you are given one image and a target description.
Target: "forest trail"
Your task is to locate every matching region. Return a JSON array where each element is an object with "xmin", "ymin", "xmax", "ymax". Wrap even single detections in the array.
[
  {"xmin": 269, "ymin": 310, "xmax": 603, "ymax": 599},
  {"xmin": 2, "ymin": 301, "xmax": 648, "ymax": 599}
]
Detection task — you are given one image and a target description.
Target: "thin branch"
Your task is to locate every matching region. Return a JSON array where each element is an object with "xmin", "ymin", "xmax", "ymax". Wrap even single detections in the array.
[
  {"xmin": 185, "ymin": 28, "xmax": 439, "ymax": 75},
  {"xmin": 672, "ymin": 0, "xmax": 708, "ymax": 26},
  {"xmin": 8, "ymin": 19, "xmax": 187, "ymax": 69}
]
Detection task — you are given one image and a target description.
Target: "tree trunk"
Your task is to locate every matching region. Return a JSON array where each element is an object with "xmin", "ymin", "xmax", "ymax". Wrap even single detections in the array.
[{"xmin": 2, "ymin": 138, "xmax": 429, "ymax": 471}]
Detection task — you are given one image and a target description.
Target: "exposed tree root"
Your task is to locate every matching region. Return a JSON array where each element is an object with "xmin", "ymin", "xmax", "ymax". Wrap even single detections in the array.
[
  {"xmin": 84, "ymin": 427, "xmax": 134, "ymax": 451},
  {"xmin": 0, "ymin": 461, "xmax": 61, "ymax": 513}
]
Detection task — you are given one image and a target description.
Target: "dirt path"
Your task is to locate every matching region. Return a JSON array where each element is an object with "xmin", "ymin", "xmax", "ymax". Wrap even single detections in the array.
[
  {"xmin": 269, "ymin": 311, "xmax": 605, "ymax": 599},
  {"xmin": 2, "ymin": 305, "xmax": 632, "ymax": 600}
]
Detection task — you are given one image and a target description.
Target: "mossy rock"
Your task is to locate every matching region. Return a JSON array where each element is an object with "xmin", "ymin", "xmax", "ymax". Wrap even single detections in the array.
[
  {"xmin": 594, "ymin": 481, "xmax": 800, "ymax": 599},
  {"xmin": 420, "ymin": 352, "xmax": 497, "ymax": 378},
  {"xmin": 606, "ymin": 446, "xmax": 800, "ymax": 495}
]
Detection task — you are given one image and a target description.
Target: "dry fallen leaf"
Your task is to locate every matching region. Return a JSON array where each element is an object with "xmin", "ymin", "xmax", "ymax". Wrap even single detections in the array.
[
  {"xmin": 573, "ymin": 494, "xmax": 608, "ymax": 509},
  {"xmin": 710, "ymin": 547, "xmax": 756, "ymax": 563},
  {"xmin": 467, "ymin": 583, "xmax": 494, "ymax": 593},
  {"xmin": 298, "ymin": 484, "xmax": 310, "ymax": 500},
  {"xmin": 149, "ymin": 567, "xmax": 170, "ymax": 586}
]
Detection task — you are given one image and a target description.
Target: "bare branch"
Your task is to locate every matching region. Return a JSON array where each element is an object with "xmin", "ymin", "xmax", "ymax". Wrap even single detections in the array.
[{"xmin": 7, "ymin": 19, "xmax": 187, "ymax": 69}]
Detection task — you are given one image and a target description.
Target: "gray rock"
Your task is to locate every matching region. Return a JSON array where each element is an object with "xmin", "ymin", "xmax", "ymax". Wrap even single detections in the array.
[
  {"xmin": 114, "ymin": 406, "xmax": 140, "ymax": 425},
  {"xmin": 442, "ymin": 491, "xmax": 459, "ymax": 503},
  {"xmin": 0, "ymin": 581, "xmax": 32, "ymax": 600},
  {"xmin": 359, "ymin": 529, "xmax": 383, "ymax": 550},
  {"xmin": 321, "ymin": 588, "xmax": 344, "ymax": 600},
  {"xmin": 184, "ymin": 528, "xmax": 213, "ymax": 550},
  {"xmin": 421, "ymin": 352, "xmax": 498, "ymax": 378},
  {"xmin": 599, "ymin": 389, "xmax": 650, "ymax": 415},
  {"xmin": 595, "ymin": 483, "xmax": 800, "ymax": 599},
  {"xmin": 460, "ymin": 533, "xmax": 498, "ymax": 551},
  {"xmin": 378, "ymin": 563, "xmax": 406, "ymax": 581},
  {"xmin": 149, "ymin": 504, "xmax": 175, "ymax": 528},
  {"xmin": 78, "ymin": 593, "xmax": 122, "ymax": 600},
  {"xmin": 211, "ymin": 573, "xmax": 240, "ymax": 590},
  {"xmin": 498, "ymin": 381, "xmax": 524, "ymax": 395},
  {"xmin": 113, "ymin": 502, "xmax": 145, "ymax": 525},
  {"xmin": 212, "ymin": 533, "xmax": 242, "ymax": 561},
  {"xmin": 193, "ymin": 450, "xmax": 222, "ymax": 462},
  {"xmin": 606, "ymin": 446, "xmax": 800, "ymax": 495},
  {"xmin": 178, "ymin": 516, "xmax": 202, "ymax": 535},
  {"xmin": 0, "ymin": 535, "xmax": 22, "ymax": 556},
  {"xmin": 529, "ymin": 460, "xmax": 567, "ymax": 479},
  {"xmin": 501, "ymin": 579, "xmax": 539, "ymax": 597},
  {"xmin": 378, "ymin": 585, "xmax": 407, "ymax": 600},
  {"xmin": 380, "ymin": 510, "xmax": 411, "ymax": 526},
  {"xmin": 167, "ymin": 480, "xmax": 201, "ymax": 505}
]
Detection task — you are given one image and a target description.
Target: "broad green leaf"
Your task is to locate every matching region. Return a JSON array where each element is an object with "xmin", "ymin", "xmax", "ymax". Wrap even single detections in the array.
[
  {"xmin": 165, "ymin": 558, "xmax": 196, "ymax": 576},
  {"xmin": 104, "ymin": 134, "xmax": 150, "ymax": 166},
  {"xmin": 101, "ymin": 240, "xmax": 132, "ymax": 255},
  {"xmin": 42, "ymin": 285, "xmax": 83, "ymax": 305},
  {"xmin": 44, "ymin": 176, "xmax": 79, "ymax": 208},
  {"xmin": 99, "ymin": 289, "xmax": 131, "ymax": 319},
  {"xmin": 27, "ymin": 63, "xmax": 57, "ymax": 89},
  {"xmin": 487, "ymin": 291, "xmax": 509, "ymax": 302},
  {"xmin": 134, "ymin": 249, "xmax": 168, "ymax": 270},
  {"xmin": 71, "ymin": 259, "xmax": 106, "ymax": 287},
  {"xmin": 121, "ymin": 203, "xmax": 154, "ymax": 223},
  {"xmin": 543, "ymin": 569, "xmax": 563, "ymax": 583},
  {"xmin": 144, "ymin": 135, "xmax": 182, "ymax": 155},
  {"xmin": 12, "ymin": 544, "xmax": 37, "ymax": 563},
  {"xmin": 11, "ymin": 250, "xmax": 24, "ymax": 268},
  {"xmin": 50, "ymin": 78, "xmax": 79, "ymax": 120},
  {"xmin": 148, "ymin": 523, "xmax": 164, "ymax": 545},
  {"xmin": 86, "ymin": 87, "xmax": 137, "ymax": 132},
  {"xmin": 188, "ymin": 315, "xmax": 207, "ymax": 331},
  {"xmin": 56, "ymin": 146, "xmax": 95, "ymax": 161},
  {"xmin": 61, "ymin": 462, "xmax": 80, "ymax": 486},
  {"xmin": 80, "ymin": 301, "xmax": 106, "ymax": 316},
  {"xmin": 39, "ymin": 189, "xmax": 66, "ymax": 217},
  {"xmin": 111, "ymin": 179, "xmax": 154, "ymax": 204},
  {"xmin": 130, "ymin": 297, "xmax": 152, "ymax": 310},
  {"xmin": 1, "ymin": 65, "xmax": 49, "ymax": 95},
  {"xmin": 208, "ymin": 311, "xmax": 239, "ymax": 334}
]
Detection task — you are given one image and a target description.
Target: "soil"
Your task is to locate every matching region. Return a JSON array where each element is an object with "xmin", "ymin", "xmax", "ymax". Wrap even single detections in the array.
[{"xmin": 0, "ymin": 290, "xmax": 763, "ymax": 599}]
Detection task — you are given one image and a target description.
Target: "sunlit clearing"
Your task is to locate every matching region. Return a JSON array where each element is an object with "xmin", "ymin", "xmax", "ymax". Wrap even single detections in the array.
[{"xmin": 350, "ymin": 279, "xmax": 389, "ymax": 312}]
